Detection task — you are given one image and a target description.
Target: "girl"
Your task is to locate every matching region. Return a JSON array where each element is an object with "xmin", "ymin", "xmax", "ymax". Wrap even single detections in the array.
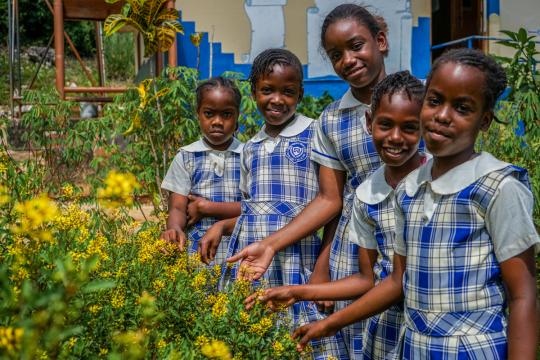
[
  {"xmin": 248, "ymin": 71, "xmax": 427, "ymax": 360},
  {"xmin": 201, "ymin": 48, "xmax": 348, "ymax": 359},
  {"xmin": 161, "ymin": 76, "xmax": 243, "ymax": 265},
  {"xmin": 293, "ymin": 48, "xmax": 539, "ymax": 359},
  {"xmin": 227, "ymin": 4, "xmax": 388, "ymax": 357}
]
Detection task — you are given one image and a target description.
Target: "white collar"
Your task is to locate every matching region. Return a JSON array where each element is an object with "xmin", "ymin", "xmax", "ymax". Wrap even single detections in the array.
[
  {"xmin": 405, "ymin": 152, "xmax": 510, "ymax": 196},
  {"xmin": 355, "ymin": 165, "xmax": 393, "ymax": 205},
  {"xmin": 338, "ymin": 88, "xmax": 369, "ymax": 110},
  {"xmin": 251, "ymin": 114, "xmax": 313, "ymax": 143},
  {"xmin": 181, "ymin": 137, "xmax": 243, "ymax": 154}
]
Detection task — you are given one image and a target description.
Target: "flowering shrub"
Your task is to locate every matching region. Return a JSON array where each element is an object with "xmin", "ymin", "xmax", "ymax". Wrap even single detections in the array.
[{"xmin": 0, "ymin": 156, "xmax": 304, "ymax": 359}]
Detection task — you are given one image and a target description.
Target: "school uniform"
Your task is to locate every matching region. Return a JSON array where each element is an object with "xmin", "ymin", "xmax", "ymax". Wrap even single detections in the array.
[
  {"xmin": 394, "ymin": 152, "xmax": 540, "ymax": 359},
  {"xmin": 161, "ymin": 138, "xmax": 243, "ymax": 265},
  {"xmin": 223, "ymin": 114, "xmax": 348, "ymax": 360},
  {"xmin": 349, "ymin": 165, "xmax": 405, "ymax": 360},
  {"xmin": 311, "ymin": 89, "xmax": 381, "ymax": 358}
]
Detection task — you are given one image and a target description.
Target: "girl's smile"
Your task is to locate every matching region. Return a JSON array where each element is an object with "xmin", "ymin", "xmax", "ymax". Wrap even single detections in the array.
[
  {"xmin": 421, "ymin": 63, "xmax": 492, "ymax": 168},
  {"xmin": 367, "ymin": 91, "xmax": 422, "ymax": 172},
  {"xmin": 253, "ymin": 64, "xmax": 303, "ymax": 137},
  {"xmin": 323, "ymin": 19, "xmax": 387, "ymax": 103}
]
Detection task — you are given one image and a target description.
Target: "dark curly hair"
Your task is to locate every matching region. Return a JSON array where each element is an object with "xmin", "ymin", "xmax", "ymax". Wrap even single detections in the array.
[
  {"xmin": 320, "ymin": 3, "xmax": 389, "ymax": 55},
  {"xmin": 248, "ymin": 48, "xmax": 303, "ymax": 93},
  {"xmin": 426, "ymin": 48, "xmax": 507, "ymax": 110},
  {"xmin": 195, "ymin": 76, "xmax": 242, "ymax": 111},
  {"xmin": 371, "ymin": 70, "xmax": 424, "ymax": 115}
]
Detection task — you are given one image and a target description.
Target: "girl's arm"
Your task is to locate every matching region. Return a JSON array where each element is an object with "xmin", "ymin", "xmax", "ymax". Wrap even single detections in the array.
[
  {"xmin": 500, "ymin": 247, "xmax": 538, "ymax": 360},
  {"xmin": 227, "ymin": 165, "xmax": 346, "ymax": 279},
  {"xmin": 161, "ymin": 193, "xmax": 189, "ymax": 250},
  {"xmin": 308, "ymin": 215, "xmax": 340, "ymax": 313},
  {"xmin": 186, "ymin": 194, "xmax": 241, "ymax": 227},
  {"xmin": 199, "ymin": 217, "xmax": 239, "ymax": 264},
  {"xmin": 293, "ymin": 254, "xmax": 406, "ymax": 351},
  {"xmin": 246, "ymin": 247, "xmax": 377, "ymax": 310}
]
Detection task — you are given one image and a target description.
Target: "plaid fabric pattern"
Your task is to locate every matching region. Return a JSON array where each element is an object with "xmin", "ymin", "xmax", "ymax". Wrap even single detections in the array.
[
  {"xmin": 316, "ymin": 100, "xmax": 381, "ymax": 358},
  {"xmin": 182, "ymin": 149, "xmax": 242, "ymax": 264},
  {"xmin": 223, "ymin": 124, "xmax": 348, "ymax": 359},
  {"xmin": 395, "ymin": 165, "xmax": 529, "ymax": 358},
  {"xmin": 358, "ymin": 198, "xmax": 404, "ymax": 360}
]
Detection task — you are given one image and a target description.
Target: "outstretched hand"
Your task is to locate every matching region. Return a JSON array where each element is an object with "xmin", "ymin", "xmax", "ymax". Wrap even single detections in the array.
[
  {"xmin": 198, "ymin": 221, "xmax": 225, "ymax": 264},
  {"xmin": 226, "ymin": 241, "xmax": 275, "ymax": 281},
  {"xmin": 244, "ymin": 286, "xmax": 299, "ymax": 311},
  {"xmin": 160, "ymin": 228, "xmax": 187, "ymax": 252},
  {"xmin": 293, "ymin": 319, "xmax": 337, "ymax": 352}
]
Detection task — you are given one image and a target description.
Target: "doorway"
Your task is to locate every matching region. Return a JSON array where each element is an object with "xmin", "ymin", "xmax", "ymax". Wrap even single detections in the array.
[{"xmin": 431, "ymin": 0, "xmax": 483, "ymax": 60}]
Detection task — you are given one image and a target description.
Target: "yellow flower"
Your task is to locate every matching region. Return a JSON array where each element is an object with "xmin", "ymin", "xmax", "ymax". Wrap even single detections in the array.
[
  {"xmin": 97, "ymin": 171, "xmax": 140, "ymax": 208},
  {"xmin": 272, "ymin": 340, "xmax": 284, "ymax": 355},
  {"xmin": 153, "ymin": 279, "xmax": 165, "ymax": 293},
  {"xmin": 200, "ymin": 339, "xmax": 232, "ymax": 360},
  {"xmin": 249, "ymin": 317, "xmax": 273, "ymax": 336},
  {"xmin": 88, "ymin": 304, "xmax": 102, "ymax": 314},
  {"xmin": 0, "ymin": 327, "xmax": 24, "ymax": 352},
  {"xmin": 13, "ymin": 194, "xmax": 58, "ymax": 240},
  {"xmin": 137, "ymin": 291, "xmax": 156, "ymax": 306},
  {"xmin": 0, "ymin": 185, "xmax": 10, "ymax": 206},
  {"xmin": 111, "ymin": 289, "xmax": 126, "ymax": 309},
  {"xmin": 211, "ymin": 293, "xmax": 228, "ymax": 318},
  {"xmin": 191, "ymin": 271, "xmax": 207, "ymax": 291},
  {"xmin": 195, "ymin": 335, "xmax": 209, "ymax": 347},
  {"xmin": 99, "ymin": 348, "xmax": 108, "ymax": 355},
  {"xmin": 54, "ymin": 204, "xmax": 90, "ymax": 231},
  {"xmin": 239, "ymin": 311, "xmax": 250, "ymax": 325},
  {"xmin": 61, "ymin": 184, "xmax": 74, "ymax": 199},
  {"xmin": 156, "ymin": 339, "xmax": 167, "ymax": 349},
  {"xmin": 67, "ymin": 337, "xmax": 77, "ymax": 350}
]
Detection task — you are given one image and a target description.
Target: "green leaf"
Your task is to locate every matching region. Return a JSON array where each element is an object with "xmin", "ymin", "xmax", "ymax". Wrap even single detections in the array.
[
  {"xmin": 104, "ymin": 15, "xmax": 128, "ymax": 36},
  {"xmin": 82, "ymin": 280, "xmax": 117, "ymax": 293}
]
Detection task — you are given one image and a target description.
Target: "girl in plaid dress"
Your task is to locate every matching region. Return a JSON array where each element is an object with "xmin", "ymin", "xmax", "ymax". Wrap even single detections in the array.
[
  {"xmin": 161, "ymin": 77, "xmax": 243, "ymax": 265},
  {"xmin": 201, "ymin": 49, "xmax": 347, "ymax": 359},
  {"xmin": 249, "ymin": 71, "xmax": 427, "ymax": 360},
  {"xmin": 226, "ymin": 5, "xmax": 389, "ymax": 357},
  {"xmin": 295, "ymin": 48, "xmax": 540, "ymax": 359}
]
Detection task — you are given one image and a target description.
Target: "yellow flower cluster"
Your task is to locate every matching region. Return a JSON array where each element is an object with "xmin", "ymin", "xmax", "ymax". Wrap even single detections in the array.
[
  {"xmin": 211, "ymin": 293, "xmax": 228, "ymax": 318},
  {"xmin": 97, "ymin": 171, "xmax": 140, "ymax": 208},
  {"xmin": 13, "ymin": 194, "xmax": 58, "ymax": 241},
  {"xmin": 86, "ymin": 233, "xmax": 109, "ymax": 264},
  {"xmin": 239, "ymin": 311, "xmax": 250, "ymax": 325},
  {"xmin": 249, "ymin": 316, "xmax": 273, "ymax": 336},
  {"xmin": 195, "ymin": 335, "xmax": 209, "ymax": 347},
  {"xmin": 272, "ymin": 340, "xmax": 284, "ymax": 355},
  {"xmin": 54, "ymin": 204, "xmax": 90, "ymax": 231},
  {"xmin": 137, "ymin": 228, "xmax": 174, "ymax": 264},
  {"xmin": 61, "ymin": 183, "xmax": 75, "ymax": 199},
  {"xmin": 200, "ymin": 339, "xmax": 232, "ymax": 360},
  {"xmin": 0, "ymin": 184, "xmax": 10, "ymax": 206},
  {"xmin": 88, "ymin": 304, "xmax": 102, "ymax": 314},
  {"xmin": 152, "ymin": 279, "xmax": 165, "ymax": 293},
  {"xmin": 0, "ymin": 327, "xmax": 23, "ymax": 352},
  {"xmin": 191, "ymin": 271, "xmax": 207, "ymax": 291},
  {"xmin": 111, "ymin": 289, "xmax": 126, "ymax": 309}
]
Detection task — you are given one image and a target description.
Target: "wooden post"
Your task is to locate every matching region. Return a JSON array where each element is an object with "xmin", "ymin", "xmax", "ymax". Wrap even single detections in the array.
[
  {"xmin": 167, "ymin": 0, "xmax": 177, "ymax": 69},
  {"xmin": 54, "ymin": 0, "xmax": 65, "ymax": 98}
]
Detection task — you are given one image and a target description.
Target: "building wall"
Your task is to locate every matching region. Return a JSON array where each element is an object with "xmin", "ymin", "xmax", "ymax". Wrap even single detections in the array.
[{"xmin": 175, "ymin": 0, "xmax": 432, "ymax": 99}]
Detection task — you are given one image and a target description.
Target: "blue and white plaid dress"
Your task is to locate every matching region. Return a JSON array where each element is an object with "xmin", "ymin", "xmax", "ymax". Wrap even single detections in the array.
[
  {"xmin": 311, "ymin": 89, "xmax": 381, "ymax": 358},
  {"xmin": 350, "ymin": 165, "xmax": 406, "ymax": 360},
  {"xmin": 394, "ymin": 152, "xmax": 539, "ymax": 359},
  {"xmin": 224, "ymin": 114, "xmax": 348, "ymax": 360},
  {"xmin": 162, "ymin": 138, "xmax": 243, "ymax": 265}
]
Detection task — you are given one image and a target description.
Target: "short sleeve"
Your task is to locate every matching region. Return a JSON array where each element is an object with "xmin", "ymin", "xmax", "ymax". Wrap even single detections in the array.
[
  {"xmin": 310, "ymin": 117, "xmax": 345, "ymax": 170},
  {"xmin": 349, "ymin": 195, "xmax": 377, "ymax": 249},
  {"xmin": 239, "ymin": 149, "xmax": 249, "ymax": 196},
  {"xmin": 486, "ymin": 176, "xmax": 540, "ymax": 262},
  {"xmin": 161, "ymin": 151, "xmax": 191, "ymax": 195},
  {"xmin": 393, "ymin": 193, "xmax": 407, "ymax": 256}
]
